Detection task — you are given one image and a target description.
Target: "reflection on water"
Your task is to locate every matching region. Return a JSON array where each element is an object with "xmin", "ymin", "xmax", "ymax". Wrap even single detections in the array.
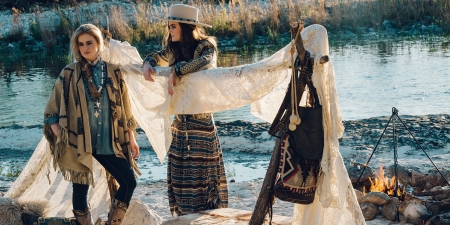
[
  {"xmin": 331, "ymin": 39, "xmax": 450, "ymax": 120},
  {"xmin": 1, "ymin": 38, "xmax": 449, "ymax": 127},
  {"xmin": 0, "ymin": 55, "xmax": 68, "ymax": 127}
]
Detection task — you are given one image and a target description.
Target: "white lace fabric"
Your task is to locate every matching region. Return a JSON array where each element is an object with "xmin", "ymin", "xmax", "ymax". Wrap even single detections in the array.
[{"xmin": 6, "ymin": 24, "xmax": 364, "ymax": 224}]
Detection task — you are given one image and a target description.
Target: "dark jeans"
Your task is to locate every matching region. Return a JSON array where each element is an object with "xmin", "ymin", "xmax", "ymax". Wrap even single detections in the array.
[{"xmin": 72, "ymin": 154, "xmax": 137, "ymax": 211}]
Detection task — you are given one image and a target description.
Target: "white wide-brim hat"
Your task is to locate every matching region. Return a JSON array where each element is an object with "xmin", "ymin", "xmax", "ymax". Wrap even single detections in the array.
[{"xmin": 159, "ymin": 4, "xmax": 212, "ymax": 28}]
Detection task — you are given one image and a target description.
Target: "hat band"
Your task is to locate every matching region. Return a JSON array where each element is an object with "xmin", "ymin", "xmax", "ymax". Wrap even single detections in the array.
[{"xmin": 168, "ymin": 16, "xmax": 198, "ymax": 23}]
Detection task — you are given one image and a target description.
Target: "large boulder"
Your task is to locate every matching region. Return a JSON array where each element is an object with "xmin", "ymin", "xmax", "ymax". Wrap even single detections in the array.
[
  {"xmin": 411, "ymin": 170, "xmax": 426, "ymax": 190},
  {"xmin": 381, "ymin": 197, "xmax": 399, "ymax": 221},
  {"xmin": 425, "ymin": 170, "xmax": 449, "ymax": 190},
  {"xmin": 360, "ymin": 202, "xmax": 380, "ymax": 221},
  {"xmin": 347, "ymin": 164, "xmax": 376, "ymax": 187},
  {"xmin": 123, "ymin": 197, "xmax": 163, "ymax": 225},
  {"xmin": 354, "ymin": 189, "xmax": 364, "ymax": 205},
  {"xmin": 403, "ymin": 202, "xmax": 429, "ymax": 225},
  {"xmin": 363, "ymin": 192, "xmax": 390, "ymax": 206},
  {"xmin": 388, "ymin": 164, "xmax": 411, "ymax": 186}
]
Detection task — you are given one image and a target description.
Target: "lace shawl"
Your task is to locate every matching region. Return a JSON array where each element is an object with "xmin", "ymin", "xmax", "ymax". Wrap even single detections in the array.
[
  {"xmin": 111, "ymin": 24, "xmax": 364, "ymax": 223},
  {"xmin": 6, "ymin": 24, "xmax": 364, "ymax": 224}
]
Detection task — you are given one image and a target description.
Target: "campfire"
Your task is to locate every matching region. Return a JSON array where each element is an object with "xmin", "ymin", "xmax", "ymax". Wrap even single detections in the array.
[
  {"xmin": 351, "ymin": 164, "xmax": 450, "ymax": 224},
  {"xmin": 364, "ymin": 166, "xmax": 404, "ymax": 199}
]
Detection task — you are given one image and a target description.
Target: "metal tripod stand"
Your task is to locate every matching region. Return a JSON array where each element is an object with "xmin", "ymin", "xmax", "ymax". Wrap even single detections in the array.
[{"xmin": 354, "ymin": 107, "xmax": 450, "ymax": 221}]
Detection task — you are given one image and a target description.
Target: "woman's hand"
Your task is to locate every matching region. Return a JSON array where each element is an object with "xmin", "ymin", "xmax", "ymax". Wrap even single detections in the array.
[
  {"xmin": 51, "ymin": 123, "xmax": 59, "ymax": 136},
  {"xmin": 128, "ymin": 130, "xmax": 140, "ymax": 159},
  {"xmin": 168, "ymin": 70, "xmax": 177, "ymax": 96},
  {"xmin": 143, "ymin": 61, "xmax": 156, "ymax": 82}
]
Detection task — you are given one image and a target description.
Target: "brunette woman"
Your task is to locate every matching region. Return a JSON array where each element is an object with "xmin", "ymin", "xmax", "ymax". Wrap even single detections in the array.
[{"xmin": 142, "ymin": 4, "xmax": 228, "ymax": 216}]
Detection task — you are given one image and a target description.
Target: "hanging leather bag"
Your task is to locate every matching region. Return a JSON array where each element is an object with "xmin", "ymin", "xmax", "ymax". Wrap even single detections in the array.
[{"xmin": 272, "ymin": 52, "xmax": 324, "ymax": 204}]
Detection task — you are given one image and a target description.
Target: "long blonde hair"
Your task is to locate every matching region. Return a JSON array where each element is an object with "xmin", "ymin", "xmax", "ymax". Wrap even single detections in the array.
[
  {"xmin": 70, "ymin": 24, "xmax": 104, "ymax": 62},
  {"xmin": 70, "ymin": 24, "xmax": 105, "ymax": 98}
]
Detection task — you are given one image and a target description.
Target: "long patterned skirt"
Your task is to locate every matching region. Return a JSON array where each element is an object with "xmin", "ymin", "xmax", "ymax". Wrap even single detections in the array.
[{"xmin": 167, "ymin": 113, "xmax": 229, "ymax": 215}]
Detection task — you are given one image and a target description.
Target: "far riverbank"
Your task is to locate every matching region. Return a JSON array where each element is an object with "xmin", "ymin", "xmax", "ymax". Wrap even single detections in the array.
[{"xmin": 0, "ymin": 0, "xmax": 449, "ymax": 56}]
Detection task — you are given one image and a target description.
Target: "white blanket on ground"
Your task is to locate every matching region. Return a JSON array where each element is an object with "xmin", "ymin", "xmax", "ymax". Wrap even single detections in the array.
[{"xmin": 6, "ymin": 24, "xmax": 364, "ymax": 225}]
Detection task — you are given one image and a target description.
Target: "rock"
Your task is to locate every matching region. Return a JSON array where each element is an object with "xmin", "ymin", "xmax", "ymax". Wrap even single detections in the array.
[
  {"xmin": 411, "ymin": 170, "xmax": 427, "ymax": 189},
  {"xmin": 442, "ymin": 212, "xmax": 450, "ymax": 219},
  {"xmin": 388, "ymin": 164, "xmax": 411, "ymax": 186},
  {"xmin": 399, "ymin": 198, "xmax": 424, "ymax": 215},
  {"xmin": 403, "ymin": 202, "xmax": 428, "ymax": 225},
  {"xmin": 398, "ymin": 200, "xmax": 409, "ymax": 215},
  {"xmin": 347, "ymin": 164, "xmax": 376, "ymax": 186},
  {"xmin": 381, "ymin": 197, "xmax": 399, "ymax": 221},
  {"xmin": 426, "ymin": 201, "xmax": 450, "ymax": 215},
  {"xmin": 354, "ymin": 189, "xmax": 364, "ymax": 204},
  {"xmin": 360, "ymin": 202, "xmax": 380, "ymax": 221},
  {"xmin": 363, "ymin": 192, "xmax": 390, "ymax": 206},
  {"xmin": 428, "ymin": 215, "xmax": 450, "ymax": 225},
  {"xmin": 425, "ymin": 171, "xmax": 449, "ymax": 190},
  {"xmin": 123, "ymin": 197, "xmax": 163, "ymax": 225}
]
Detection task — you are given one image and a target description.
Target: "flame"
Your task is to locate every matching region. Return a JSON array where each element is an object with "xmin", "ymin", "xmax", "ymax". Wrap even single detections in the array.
[{"xmin": 366, "ymin": 166, "xmax": 402, "ymax": 197}]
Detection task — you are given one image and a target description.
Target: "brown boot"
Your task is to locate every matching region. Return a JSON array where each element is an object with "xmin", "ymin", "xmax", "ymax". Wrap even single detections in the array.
[
  {"xmin": 73, "ymin": 206, "xmax": 93, "ymax": 225},
  {"xmin": 106, "ymin": 198, "xmax": 128, "ymax": 225}
]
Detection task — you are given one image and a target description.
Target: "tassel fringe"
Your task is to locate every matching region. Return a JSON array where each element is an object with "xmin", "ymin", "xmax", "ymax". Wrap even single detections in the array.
[
  {"xmin": 57, "ymin": 163, "xmax": 93, "ymax": 185},
  {"xmin": 44, "ymin": 124, "xmax": 69, "ymax": 172}
]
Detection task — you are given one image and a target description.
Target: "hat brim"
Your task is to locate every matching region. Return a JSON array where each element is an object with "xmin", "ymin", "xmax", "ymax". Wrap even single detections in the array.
[{"xmin": 158, "ymin": 18, "xmax": 212, "ymax": 28}]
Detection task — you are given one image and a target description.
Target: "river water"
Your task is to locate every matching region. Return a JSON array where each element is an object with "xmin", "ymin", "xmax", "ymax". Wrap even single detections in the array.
[
  {"xmin": 0, "ymin": 37, "xmax": 449, "ymax": 182},
  {"xmin": 0, "ymin": 37, "xmax": 449, "ymax": 128}
]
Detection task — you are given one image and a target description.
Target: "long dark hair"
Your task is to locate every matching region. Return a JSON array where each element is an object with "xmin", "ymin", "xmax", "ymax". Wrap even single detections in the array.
[{"xmin": 164, "ymin": 23, "xmax": 217, "ymax": 65}]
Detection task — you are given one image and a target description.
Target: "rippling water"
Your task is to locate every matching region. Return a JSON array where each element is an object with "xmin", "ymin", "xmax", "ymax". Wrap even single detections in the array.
[{"xmin": 1, "ymin": 38, "xmax": 449, "ymax": 127}]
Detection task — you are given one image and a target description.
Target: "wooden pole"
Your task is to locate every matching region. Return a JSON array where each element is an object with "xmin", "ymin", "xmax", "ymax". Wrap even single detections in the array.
[
  {"xmin": 250, "ymin": 21, "xmax": 306, "ymax": 225},
  {"xmin": 249, "ymin": 130, "xmax": 284, "ymax": 225}
]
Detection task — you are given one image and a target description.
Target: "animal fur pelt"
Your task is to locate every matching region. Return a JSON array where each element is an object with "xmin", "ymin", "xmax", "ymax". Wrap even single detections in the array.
[{"xmin": 0, "ymin": 197, "xmax": 47, "ymax": 225}]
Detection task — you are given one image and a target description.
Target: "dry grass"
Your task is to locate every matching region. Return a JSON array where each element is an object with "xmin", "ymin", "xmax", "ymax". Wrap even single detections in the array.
[
  {"xmin": 4, "ymin": 0, "xmax": 450, "ymax": 48},
  {"xmin": 9, "ymin": 7, "xmax": 24, "ymax": 40},
  {"xmin": 109, "ymin": 6, "xmax": 132, "ymax": 43}
]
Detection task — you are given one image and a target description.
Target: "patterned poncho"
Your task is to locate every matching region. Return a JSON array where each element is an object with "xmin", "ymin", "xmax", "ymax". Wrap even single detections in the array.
[{"xmin": 43, "ymin": 62, "xmax": 140, "ymax": 185}]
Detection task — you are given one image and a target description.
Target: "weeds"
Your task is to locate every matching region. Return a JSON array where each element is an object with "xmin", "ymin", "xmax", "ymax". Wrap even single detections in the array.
[
  {"xmin": 0, "ymin": 163, "xmax": 23, "ymax": 178},
  {"xmin": 6, "ymin": 165, "xmax": 23, "ymax": 178}
]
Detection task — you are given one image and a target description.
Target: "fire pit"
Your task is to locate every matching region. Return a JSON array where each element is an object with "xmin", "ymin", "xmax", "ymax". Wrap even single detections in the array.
[{"xmin": 350, "ymin": 164, "xmax": 450, "ymax": 224}]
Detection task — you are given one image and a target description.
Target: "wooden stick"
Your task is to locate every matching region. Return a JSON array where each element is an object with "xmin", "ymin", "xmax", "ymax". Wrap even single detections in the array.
[{"xmin": 249, "ymin": 130, "xmax": 285, "ymax": 225}]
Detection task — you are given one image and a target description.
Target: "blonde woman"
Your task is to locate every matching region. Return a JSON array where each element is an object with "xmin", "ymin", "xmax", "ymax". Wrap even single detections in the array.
[
  {"xmin": 142, "ymin": 4, "xmax": 228, "ymax": 216},
  {"xmin": 43, "ymin": 24, "xmax": 140, "ymax": 225}
]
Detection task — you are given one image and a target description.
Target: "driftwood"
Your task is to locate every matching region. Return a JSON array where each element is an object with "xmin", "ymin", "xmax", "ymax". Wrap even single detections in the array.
[
  {"xmin": 249, "ymin": 129, "xmax": 285, "ymax": 225},
  {"xmin": 249, "ymin": 22, "xmax": 329, "ymax": 224}
]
